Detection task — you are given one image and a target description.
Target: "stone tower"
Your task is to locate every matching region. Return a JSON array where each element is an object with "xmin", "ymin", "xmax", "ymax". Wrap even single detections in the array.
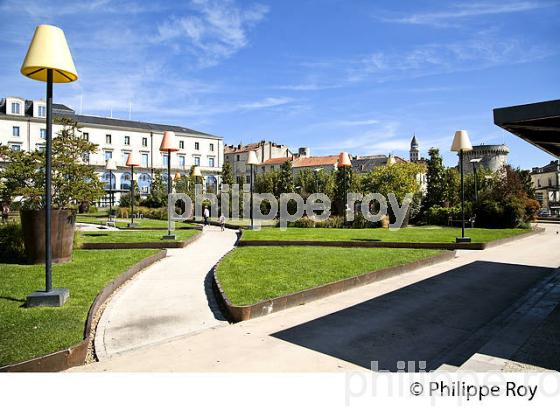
[{"xmin": 410, "ymin": 134, "xmax": 419, "ymax": 162}]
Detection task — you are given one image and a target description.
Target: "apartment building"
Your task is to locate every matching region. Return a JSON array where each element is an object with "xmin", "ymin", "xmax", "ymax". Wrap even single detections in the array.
[
  {"xmin": 531, "ymin": 160, "xmax": 560, "ymax": 216},
  {"xmin": 0, "ymin": 96, "xmax": 223, "ymax": 205},
  {"xmin": 224, "ymin": 140, "xmax": 292, "ymax": 183}
]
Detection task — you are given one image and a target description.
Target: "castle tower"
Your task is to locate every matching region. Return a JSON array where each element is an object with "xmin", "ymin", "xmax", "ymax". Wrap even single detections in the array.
[{"xmin": 410, "ymin": 134, "xmax": 419, "ymax": 162}]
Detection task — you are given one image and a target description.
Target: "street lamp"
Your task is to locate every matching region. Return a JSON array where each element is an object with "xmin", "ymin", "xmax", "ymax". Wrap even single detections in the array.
[
  {"xmin": 246, "ymin": 150, "xmax": 259, "ymax": 229},
  {"xmin": 470, "ymin": 158, "xmax": 482, "ymax": 202},
  {"xmin": 106, "ymin": 158, "xmax": 117, "ymax": 225},
  {"xmin": 314, "ymin": 167, "xmax": 322, "ymax": 193},
  {"xmin": 126, "ymin": 151, "xmax": 141, "ymax": 228},
  {"xmin": 337, "ymin": 152, "xmax": 352, "ymax": 225},
  {"xmin": 451, "ymin": 130, "xmax": 473, "ymax": 243},
  {"xmin": 21, "ymin": 25, "xmax": 78, "ymax": 308},
  {"xmin": 160, "ymin": 131, "xmax": 179, "ymax": 239}
]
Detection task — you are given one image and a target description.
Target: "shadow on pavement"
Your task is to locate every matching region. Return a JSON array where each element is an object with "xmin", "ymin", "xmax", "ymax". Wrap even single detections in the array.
[{"xmin": 272, "ymin": 261, "xmax": 554, "ymax": 371}]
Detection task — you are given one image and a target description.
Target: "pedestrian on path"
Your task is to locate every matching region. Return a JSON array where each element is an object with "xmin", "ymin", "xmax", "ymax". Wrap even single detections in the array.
[
  {"xmin": 219, "ymin": 214, "xmax": 226, "ymax": 231},
  {"xmin": 1, "ymin": 203, "xmax": 9, "ymax": 224},
  {"xmin": 203, "ymin": 206, "xmax": 210, "ymax": 227}
]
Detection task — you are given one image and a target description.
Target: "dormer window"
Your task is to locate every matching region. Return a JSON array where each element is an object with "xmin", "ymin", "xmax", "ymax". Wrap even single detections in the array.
[
  {"xmin": 38, "ymin": 105, "xmax": 46, "ymax": 117},
  {"xmin": 195, "ymin": 142, "xmax": 200, "ymax": 150},
  {"xmin": 11, "ymin": 102, "xmax": 21, "ymax": 115},
  {"xmin": 179, "ymin": 140, "xmax": 184, "ymax": 149},
  {"xmin": 12, "ymin": 126, "xmax": 20, "ymax": 137},
  {"xmin": 106, "ymin": 134, "xmax": 112, "ymax": 144}
]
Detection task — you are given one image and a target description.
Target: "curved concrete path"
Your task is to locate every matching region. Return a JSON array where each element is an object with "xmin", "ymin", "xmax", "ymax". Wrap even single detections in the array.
[
  {"xmin": 94, "ymin": 226, "xmax": 237, "ymax": 360},
  {"xmin": 73, "ymin": 223, "xmax": 560, "ymax": 372}
]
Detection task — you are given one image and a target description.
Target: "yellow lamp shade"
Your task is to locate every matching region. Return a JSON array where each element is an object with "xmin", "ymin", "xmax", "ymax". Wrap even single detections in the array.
[
  {"xmin": 160, "ymin": 131, "xmax": 179, "ymax": 152},
  {"xmin": 21, "ymin": 25, "xmax": 78, "ymax": 83},
  {"xmin": 126, "ymin": 151, "xmax": 141, "ymax": 167},
  {"xmin": 451, "ymin": 130, "xmax": 473, "ymax": 152},
  {"xmin": 337, "ymin": 152, "xmax": 352, "ymax": 167},
  {"xmin": 192, "ymin": 166, "xmax": 202, "ymax": 177}
]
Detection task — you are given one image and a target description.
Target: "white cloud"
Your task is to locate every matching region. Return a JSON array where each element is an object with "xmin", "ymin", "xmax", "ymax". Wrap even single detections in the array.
[
  {"xmin": 156, "ymin": 0, "xmax": 269, "ymax": 67},
  {"xmin": 238, "ymin": 97, "xmax": 293, "ymax": 109},
  {"xmin": 382, "ymin": 1, "xmax": 558, "ymax": 27}
]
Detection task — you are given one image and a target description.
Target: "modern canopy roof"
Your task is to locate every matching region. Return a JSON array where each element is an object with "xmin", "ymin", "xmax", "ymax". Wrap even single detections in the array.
[{"xmin": 494, "ymin": 99, "xmax": 560, "ymax": 158}]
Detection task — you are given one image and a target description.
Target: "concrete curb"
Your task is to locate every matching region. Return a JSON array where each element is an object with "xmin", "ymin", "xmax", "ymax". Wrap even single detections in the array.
[
  {"xmin": 80, "ymin": 231, "xmax": 202, "ymax": 250},
  {"xmin": 214, "ymin": 250, "xmax": 457, "ymax": 322},
  {"xmin": 0, "ymin": 250, "xmax": 167, "ymax": 372},
  {"xmin": 237, "ymin": 227, "xmax": 544, "ymax": 251}
]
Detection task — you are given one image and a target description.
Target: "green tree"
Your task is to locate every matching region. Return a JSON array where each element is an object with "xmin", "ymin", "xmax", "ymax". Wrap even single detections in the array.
[
  {"xmin": 142, "ymin": 170, "xmax": 168, "ymax": 208},
  {"xmin": 334, "ymin": 166, "xmax": 353, "ymax": 215},
  {"xmin": 276, "ymin": 161, "xmax": 294, "ymax": 195},
  {"xmin": 362, "ymin": 162, "xmax": 423, "ymax": 201},
  {"xmin": 221, "ymin": 161, "xmax": 234, "ymax": 187},
  {"xmin": 0, "ymin": 118, "xmax": 103, "ymax": 209},
  {"xmin": 424, "ymin": 148, "xmax": 447, "ymax": 208}
]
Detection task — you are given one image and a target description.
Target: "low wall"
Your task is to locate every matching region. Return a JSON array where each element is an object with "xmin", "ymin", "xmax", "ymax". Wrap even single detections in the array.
[
  {"xmin": 0, "ymin": 250, "xmax": 167, "ymax": 372},
  {"xmin": 214, "ymin": 250, "xmax": 456, "ymax": 322}
]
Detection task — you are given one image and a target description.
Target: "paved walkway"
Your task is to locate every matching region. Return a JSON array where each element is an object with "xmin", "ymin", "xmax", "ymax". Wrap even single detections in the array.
[
  {"xmin": 94, "ymin": 226, "xmax": 237, "ymax": 360},
  {"xmin": 74, "ymin": 223, "xmax": 560, "ymax": 372}
]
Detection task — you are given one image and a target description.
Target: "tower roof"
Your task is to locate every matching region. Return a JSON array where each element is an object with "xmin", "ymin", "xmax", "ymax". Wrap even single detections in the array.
[{"xmin": 410, "ymin": 134, "xmax": 419, "ymax": 149}]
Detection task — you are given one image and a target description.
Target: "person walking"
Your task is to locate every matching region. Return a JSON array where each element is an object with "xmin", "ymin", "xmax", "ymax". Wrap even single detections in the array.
[
  {"xmin": 1, "ymin": 203, "xmax": 9, "ymax": 224},
  {"xmin": 203, "ymin": 206, "xmax": 210, "ymax": 227},
  {"xmin": 218, "ymin": 214, "xmax": 226, "ymax": 231}
]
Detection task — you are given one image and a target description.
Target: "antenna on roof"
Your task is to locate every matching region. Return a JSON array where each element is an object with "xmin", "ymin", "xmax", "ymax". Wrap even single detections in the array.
[
  {"xmin": 110, "ymin": 107, "xmax": 113, "ymax": 118},
  {"xmin": 129, "ymin": 102, "xmax": 132, "ymax": 120},
  {"xmin": 79, "ymin": 95, "xmax": 83, "ymax": 115}
]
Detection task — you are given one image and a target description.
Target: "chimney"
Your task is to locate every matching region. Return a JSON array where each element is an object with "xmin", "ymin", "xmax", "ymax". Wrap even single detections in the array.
[{"xmin": 298, "ymin": 147, "xmax": 310, "ymax": 157}]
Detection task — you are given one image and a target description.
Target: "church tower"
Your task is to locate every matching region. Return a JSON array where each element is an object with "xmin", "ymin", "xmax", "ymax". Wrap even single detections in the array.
[{"xmin": 410, "ymin": 134, "xmax": 419, "ymax": 162}]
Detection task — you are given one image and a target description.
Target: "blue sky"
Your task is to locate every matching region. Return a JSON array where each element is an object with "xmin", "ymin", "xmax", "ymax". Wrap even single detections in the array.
[{"xmin": 1, "ymin": 0, "xmax": 559, "ymax": 168}]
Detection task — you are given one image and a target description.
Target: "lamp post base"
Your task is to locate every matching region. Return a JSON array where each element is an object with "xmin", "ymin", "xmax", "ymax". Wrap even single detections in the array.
[
  {"xmin": 456, "ymin": 237, "xmax": 471, "ymax": 243},
  {"xmin": 162, "ymin": 234, "xmax": 176, "ymax": 240},
  {"xmin": 26, "ymin": 288, "xmax": 70, "ymax": 308}
]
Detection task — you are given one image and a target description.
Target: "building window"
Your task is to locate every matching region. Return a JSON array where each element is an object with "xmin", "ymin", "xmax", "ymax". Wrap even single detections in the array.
[
  {"xmin": 11, "ymin": 144, "xmax": 21, "ymax": 151},
  {"xmin": 163, "ymin": 154, "xmax": 169, "ymax": 167},
  {"xmin": 178, "ymin": 155, "xmax": 185, "ymax": 168},
  {"xmin": 179, "ymin": 140, "xmax": 184, "ymax": 149},
  {"xmin": 124, "ymin": 136, "xmax": 130, "ymax": 145},
  {"xmin": 236, "ymin": 155, "xmax": 240, "ymax": 161},
  {"xmin": 104, "ymin": 151, "xmax": 112, "ymax": 160},
  {"xmin": 106, "ymin": 134, "xmax": 112, "ymax": 144},
  {"xmin": 122, "ymin": 152, "xmax": 130, "ymax": 164},
  {"xmin": 209, "ymin": 157, "xmax": 215, "ymax": 167},
  {"xmin": 195, "ymin": 142, "xmax": 200, "ymax": 150},
  {"xmin": 11, "ymin": 102, "xmax": 20, "ymax": 115},
  {"xmin": 36, "ymin": 145, "xmax": 45, "ymax": 153},
  {"xmin": 141, "ymin": 153, "xmax": 149, "ymax": 168},
  {"xmin": 38, "ymin": 105, "xmax": 46, "ymax": 117},
  {"xmin": 12, "ymin": 126, "xmax": 20, "ymax": 137},
  {"xmin": 40, "ymin": 128, "xmax": 46, "ymax": 139},
  {"xmin": 83, "ymin": 132, "xmax": 89, "ymax": 141},
  {"xmin": 245, "ymin": 175, "xmax": 250, "ymax": 183},
  {"xmin": 194, "ymin": 156, "xmax": 200, "ymax": 166},
  {"xmin": 142, "ymin": 137, "xmax": 148, "ymax": 147},
  {"xmin": 210, "ymin": 143, "xmax": 214, "ymax": 151}
]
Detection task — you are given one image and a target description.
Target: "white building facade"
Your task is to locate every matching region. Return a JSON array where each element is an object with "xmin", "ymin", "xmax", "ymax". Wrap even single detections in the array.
[{"xmin": 0, "ymin": 97, "xmax": 223, "ymax": 206}]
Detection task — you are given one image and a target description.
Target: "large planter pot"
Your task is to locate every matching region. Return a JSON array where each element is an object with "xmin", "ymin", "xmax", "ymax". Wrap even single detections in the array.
[{"xmin": 20, "ymin": 209, "xmax": 76, "ymax": 264}]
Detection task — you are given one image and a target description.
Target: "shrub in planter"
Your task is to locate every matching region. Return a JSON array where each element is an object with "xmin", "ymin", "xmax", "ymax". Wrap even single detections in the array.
[
  {"xmin": 315, "ymin": 216, "xmax": 344, "ymax": 228},
  {"xmin": 0, "ymin": 119, "xmax": 103, "ymax": 263},
  {"xmin": 288, "ymin": 217, "xmax": 316, "ymax": 228}
]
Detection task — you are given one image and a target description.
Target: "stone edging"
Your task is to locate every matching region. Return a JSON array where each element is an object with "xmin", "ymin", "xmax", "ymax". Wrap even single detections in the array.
[
  {"xmin": 213, "ymin": 250, "xmax": 456, "ymax": 322},
  {"xmin": 0, "ymin": 250, "xmax": 167, "ymax": 372},
  {"xmin": 237, "ymin": 228, "xmax": 544, "ymax": 250},
  {"xmin": 80, "ymin": 231, "xmax": 202, "ymax": 250}
]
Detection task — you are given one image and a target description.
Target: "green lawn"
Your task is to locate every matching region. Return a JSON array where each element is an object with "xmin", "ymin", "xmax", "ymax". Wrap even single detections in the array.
[
  {"xmin": 80, "ymin": 229, "xmax": 199, "ymax": 243},
  {"xmin": 216, "ymin": 246, "xmax": 443, "ymax": 305},
  {"xmin": 0, "ymin": 249, "xmax": 158, "ymax": 367},
  {"xmin": 76, "ymin": 214, "xmax": 198, "ymax": 230},
  {"xmin": 241, "ymin": 226, "xmax": 531, "ymax": 243}
]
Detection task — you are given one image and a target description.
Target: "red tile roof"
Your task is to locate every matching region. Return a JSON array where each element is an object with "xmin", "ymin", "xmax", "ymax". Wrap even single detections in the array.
[
  {"xmin": 261, "ymin": 156, "xmax": 293, "ymax": 165},
  {"xmin": 293, "ymin": 155, "xmax": 339, "ymax": 168}
]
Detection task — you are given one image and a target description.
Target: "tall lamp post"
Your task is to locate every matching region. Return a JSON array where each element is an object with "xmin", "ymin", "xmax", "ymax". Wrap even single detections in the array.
[
  {"xmin": 160, "ymin": 131, "xmax": 179, "ymax": 239},
  {"xmin": 246, "ymin": 151, "xmax": 259, "ymax": 229},
  {"xmin": 451, "ymin": 130, "xmax": 473, "ymax": 243},
  {"xmin": 192, "ymin": 166, "xmax": 202, "ymax": 222},
  {"xmin": 22, "ymin": 25, "xmax": 78, "ymax": 308},
  {"xmin": 470, "ymin": 158, "xmax": 482, "ymax": 202},
  {"xmin": 106, "ymin": 158, "xmax": 117, "ymax": 226},
  {"xmin": 337, "ymin": 152, "xmax": 352, "ymax": 225},
  {"xmin": 126, "ymin": 151, "xmax": 141, "ymax": 228}
]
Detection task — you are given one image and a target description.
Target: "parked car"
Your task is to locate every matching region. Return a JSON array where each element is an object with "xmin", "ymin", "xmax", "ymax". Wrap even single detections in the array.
[{"xmin": 538, "ymin": 209, "xmax": 552, "ymax": 217}]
